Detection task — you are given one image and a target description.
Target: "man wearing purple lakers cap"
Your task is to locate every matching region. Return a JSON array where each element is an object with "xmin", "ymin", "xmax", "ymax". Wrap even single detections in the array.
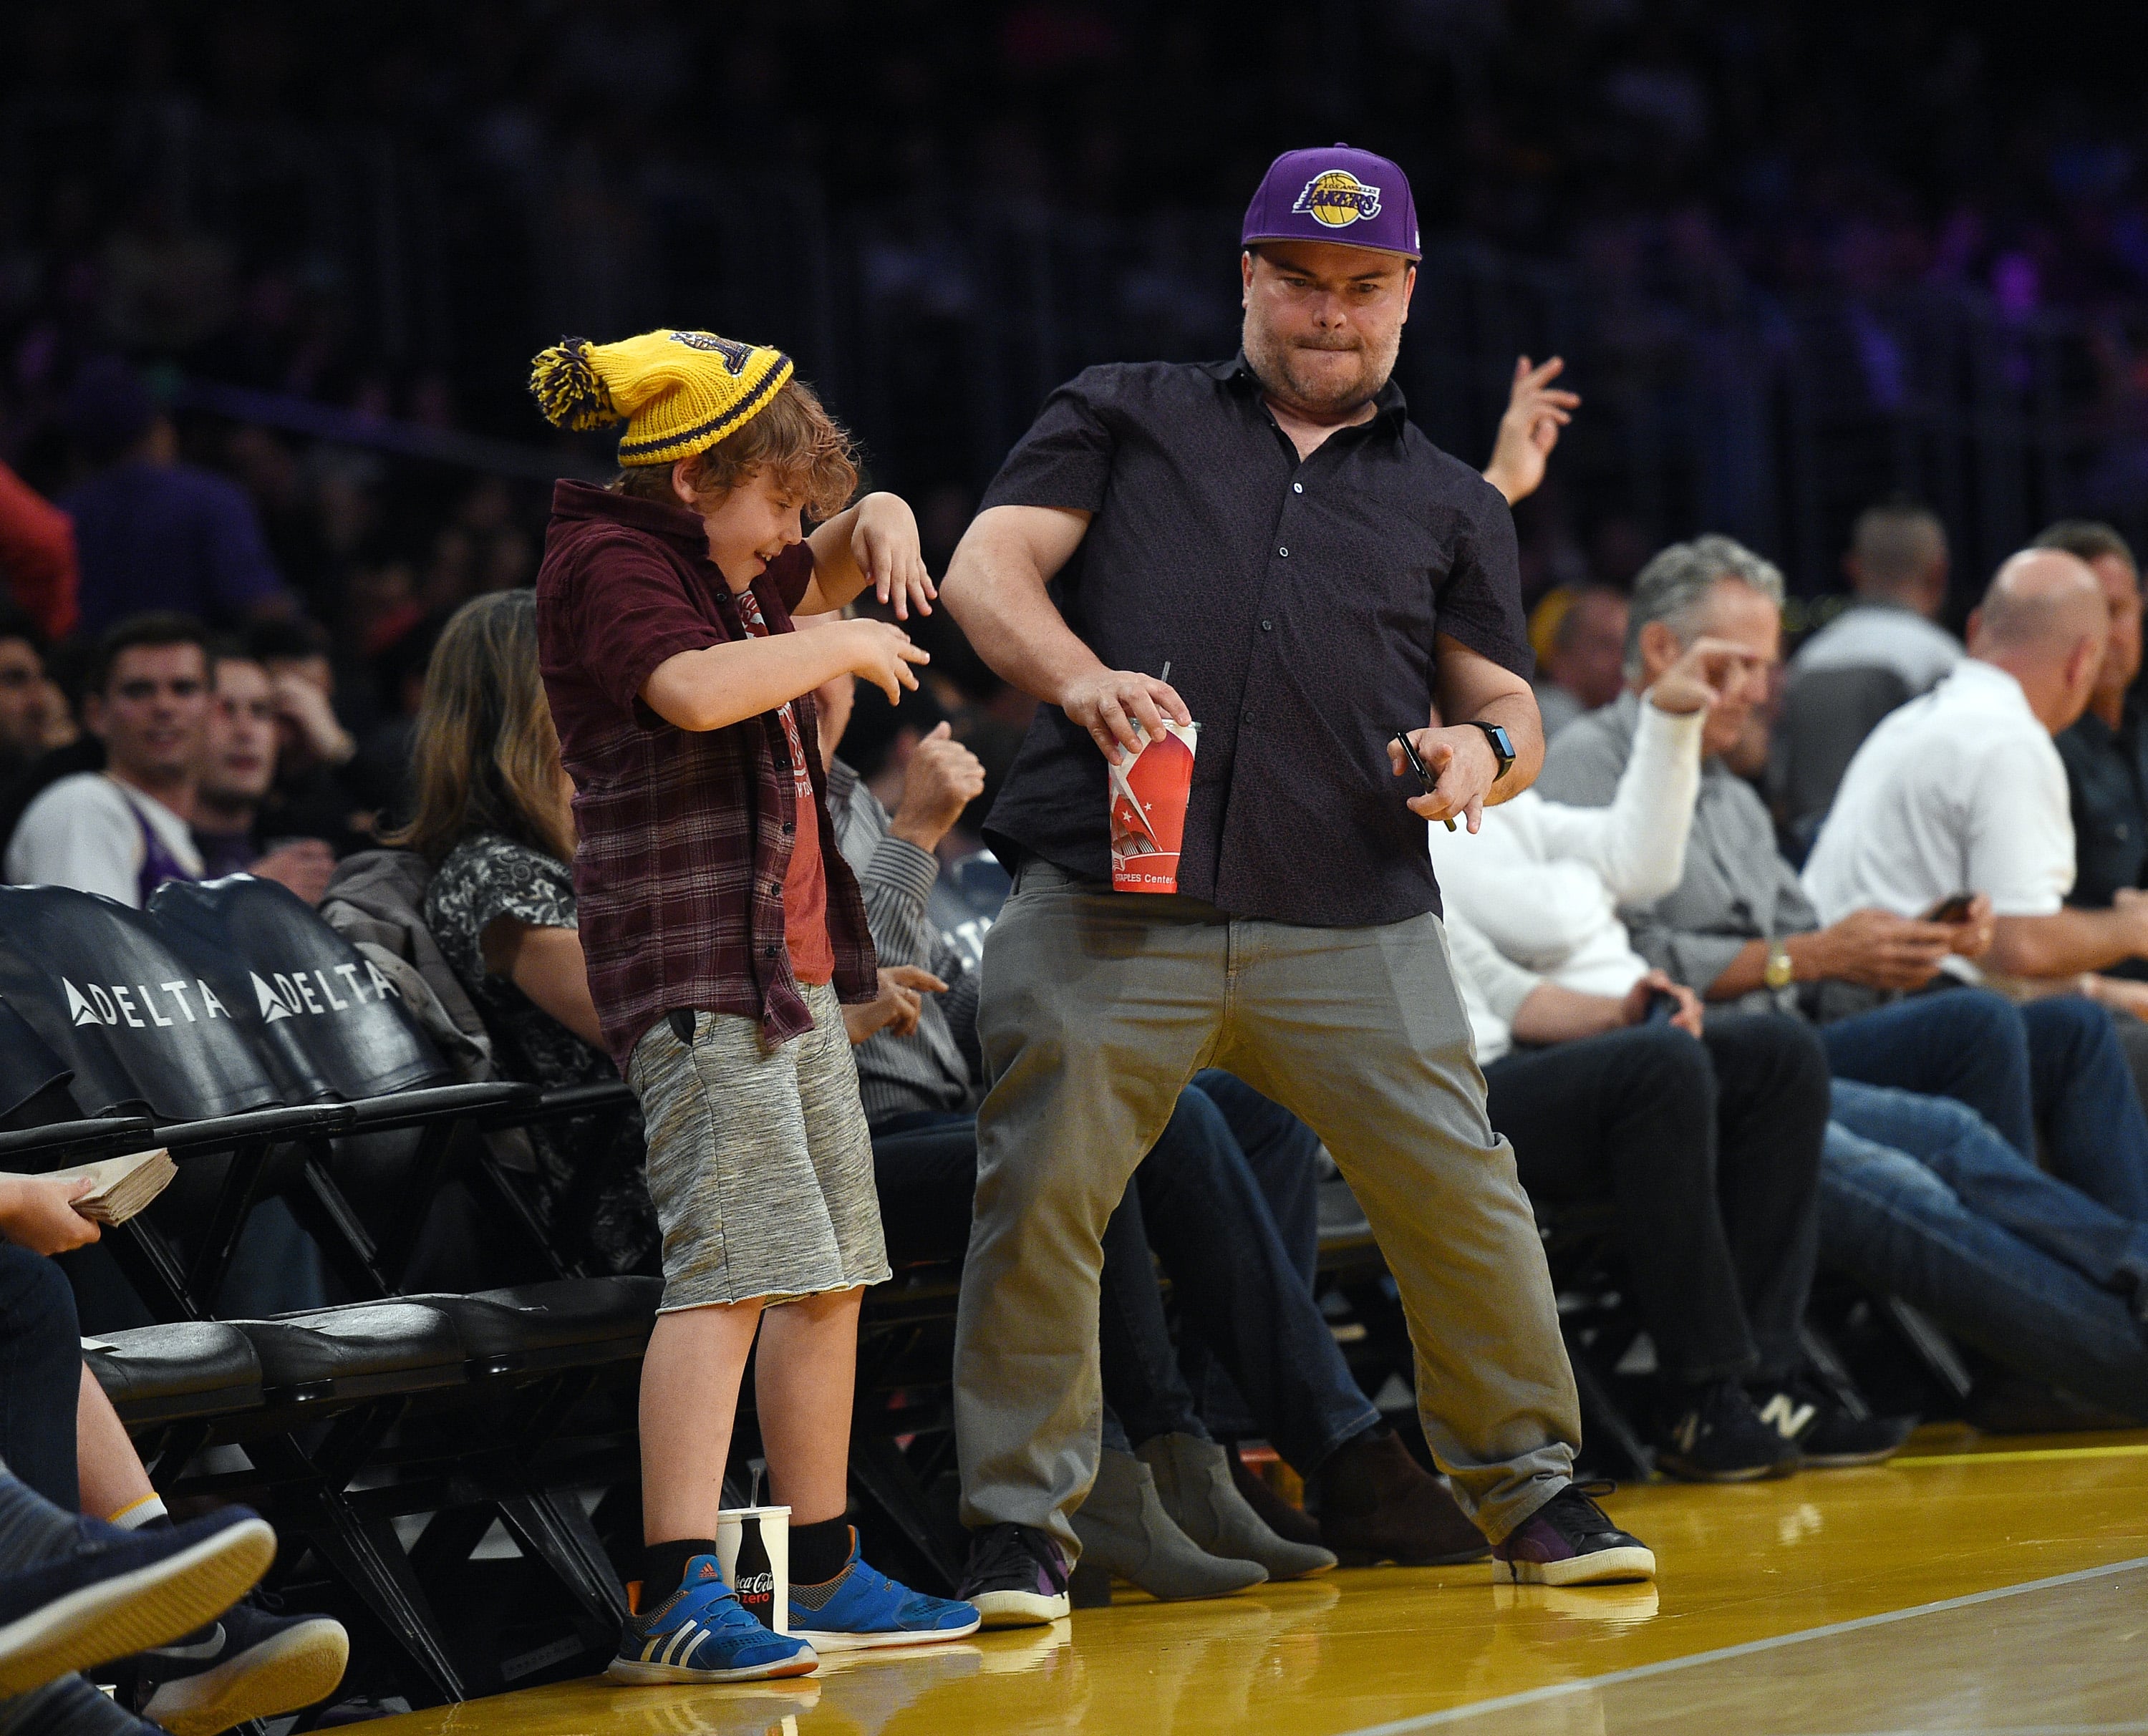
[{"xmin": 939, "ymin": 143, "xmax": 1654, "ymax": 1624}]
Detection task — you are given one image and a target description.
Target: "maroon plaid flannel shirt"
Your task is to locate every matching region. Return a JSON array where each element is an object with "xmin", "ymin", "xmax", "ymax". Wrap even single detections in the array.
[{"xmin": 534, "ymin": 483, "xmax": 876, "ymax": 1073}]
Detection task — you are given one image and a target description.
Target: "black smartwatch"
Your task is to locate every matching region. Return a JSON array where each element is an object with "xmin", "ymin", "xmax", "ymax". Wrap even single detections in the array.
[{"xmin": 1466, "ymin": 719, "xmax": 1516, "ymax": 784}]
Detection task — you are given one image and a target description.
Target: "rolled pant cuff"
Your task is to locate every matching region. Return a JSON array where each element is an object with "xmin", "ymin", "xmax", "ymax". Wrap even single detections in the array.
[{"xmin": 1476, "ymin": 1475, "xmax": 1569, "ymax": 1548}]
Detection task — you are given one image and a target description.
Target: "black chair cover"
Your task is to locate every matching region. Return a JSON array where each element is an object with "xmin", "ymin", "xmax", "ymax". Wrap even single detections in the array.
[
  {"xmin": 150, "ymin": 876, "xmax": 450, "ymax": 1104},
  {"xmin": 0, "ymin": 886, "xmax": 279, "ymax": 1120}
]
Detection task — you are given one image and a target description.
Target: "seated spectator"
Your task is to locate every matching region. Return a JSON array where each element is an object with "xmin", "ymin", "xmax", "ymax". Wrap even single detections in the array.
[
  {"xmin": 1790, "ymin": 500, "xmax": 1960, "ymax": 694},
  {"xmin": 243, "ymin": 619, "xmax": 374, "ymax": 850},
  {"xmin": 0, "ymin": 607, "xmax": 58, "ymax": 788},
  {"xmin": 1541, "ymin": 537, "xmax": 2148, "ymax": 1413},
  {"xmin": 803, "ymin": 618, "xmax": 1483, "ymax": 1576},
  {"xmin": 1541, "ymin": 535, "xmax": 2148, "ymax": 1199},
  {"xmin": 390, "ymin": 591, "xmax": 657, "ymax": 1275},
  {"xmin": 1532, "ymin": 586, "xmax": 1629, "ymax": 742},
  {"xmin": 58, "ymin": 359, "xmax": 294, "ymax": 637},
  {"xmin": 2043, "ymin": 523, "xmax": 2148, "ymax": 926},
  {"xmin": 1806, "ymin": 549, "xmax": 2148, "ymax": 1012},
  {"xmin": 1435, "ymin": 636, "xmax": 1900, "ymax": 1478},
  {"xmin": 4, "ymin": 615, "xmax": 208, "ymax": 905},
  {"xmin": 192, "ymin": 644, "xmax": 337, "ymax": 903},
  {"xmin": 1, "ymin": 1173, "xmax": 348, "ymax": 1731}
]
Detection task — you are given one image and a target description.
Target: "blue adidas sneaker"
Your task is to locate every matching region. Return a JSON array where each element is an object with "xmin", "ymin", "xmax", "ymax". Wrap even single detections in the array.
[
  {"xmin": 788, "ymin": 1530, "xmax": 981, "ymax": 1652},
  {"xmin": 606, "ymin": 1556, "xmax": 818, "ymax": 1684}
]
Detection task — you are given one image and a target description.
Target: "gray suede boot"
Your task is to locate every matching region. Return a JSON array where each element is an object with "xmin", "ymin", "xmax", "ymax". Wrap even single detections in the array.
[
  {"xmin": 1070, "ymin": 1448, "xmax": 1268, "ymax": 1601},
  {"xmin": 1139, "ymin": 1432, "xmax": 1338, "ymax": 1580}
]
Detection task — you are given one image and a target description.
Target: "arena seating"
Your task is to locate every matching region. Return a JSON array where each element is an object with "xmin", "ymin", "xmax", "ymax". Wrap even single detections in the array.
[{"xmin": 0, "ymin": 880, "xmax": 662, "ymax": 1705}]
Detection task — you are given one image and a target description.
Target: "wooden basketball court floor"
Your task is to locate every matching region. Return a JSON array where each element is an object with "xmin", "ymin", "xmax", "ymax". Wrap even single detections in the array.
[{"xmin": 374, "ymin": 1424, "xmax": 2148, "ymax": 1736}]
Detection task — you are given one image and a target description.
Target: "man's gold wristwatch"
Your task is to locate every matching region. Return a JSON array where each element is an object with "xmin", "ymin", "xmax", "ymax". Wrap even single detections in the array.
[{"xmin": 1764, "ymin": 939, "xmax": 1796, "ymax": 992}]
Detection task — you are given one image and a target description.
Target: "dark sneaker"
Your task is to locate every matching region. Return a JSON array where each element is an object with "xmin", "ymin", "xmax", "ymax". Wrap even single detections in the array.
[
  {"xmin": 120, "ymin": 1594, "xmax": 350, "ymax": 1735},
  {"xmin": 1653, "ymin": 1381, "xmax": 1799, "ymax": 1483},
  {"xmin": 0, "ymin": 1508, "xmax": 275, "ymax": 1697},
  {"xmin": 955, "ymin": 1524, "xmax": 1070, "ymax": 1629},
  {"xmin": 1491, "ymin": 1483, "xmax": 1655, "ymax": 1587},
  {"xmin": 1753, "ymin": 1378, "xmax": 1915, "ymax": 1468}
]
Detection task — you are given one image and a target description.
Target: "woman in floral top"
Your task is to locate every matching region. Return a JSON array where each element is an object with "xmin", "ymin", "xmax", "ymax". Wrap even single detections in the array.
[{"xmin": 393, "ymin": 590, "xmax": 657, "ymax": 1274}]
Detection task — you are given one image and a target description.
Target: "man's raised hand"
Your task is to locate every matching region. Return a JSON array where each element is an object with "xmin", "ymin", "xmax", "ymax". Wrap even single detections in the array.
[{"xmin": 1647, "ymin": 636, "xmax": 1749, "ymax": 717}]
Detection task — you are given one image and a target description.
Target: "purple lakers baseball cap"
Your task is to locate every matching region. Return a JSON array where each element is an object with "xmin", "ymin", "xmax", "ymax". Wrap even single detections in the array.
[{"xmin": 1242, "ymin": 143, "xmax": 1421, "ymax": 261}]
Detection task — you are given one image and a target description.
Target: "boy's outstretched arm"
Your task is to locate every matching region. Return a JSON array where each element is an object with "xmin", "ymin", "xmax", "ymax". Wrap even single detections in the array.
[
  {"xmin": 802, "ymin": 492, "xmax": 937, "ymax": 618},
  {"xmin": 642, "ymin": 618, "xmax": 926, "ymax": 733}
]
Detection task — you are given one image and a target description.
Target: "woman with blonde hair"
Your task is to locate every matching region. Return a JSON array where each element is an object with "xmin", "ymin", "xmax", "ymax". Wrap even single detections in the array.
[{"xmin": 392, "ymin": 588, "xmax": 657, "ymax": 1274}]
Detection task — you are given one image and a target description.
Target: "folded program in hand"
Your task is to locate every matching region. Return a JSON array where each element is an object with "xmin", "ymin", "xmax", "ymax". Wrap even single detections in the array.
[{"xmin": 26, "ymin": 1148, "xmax": 178, "ymax": 1225}]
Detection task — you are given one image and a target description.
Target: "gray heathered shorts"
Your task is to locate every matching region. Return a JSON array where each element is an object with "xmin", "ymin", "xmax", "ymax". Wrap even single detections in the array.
[{"xmin": 626, "ymin": 979, "xmax": 891, "ymax": 1311}]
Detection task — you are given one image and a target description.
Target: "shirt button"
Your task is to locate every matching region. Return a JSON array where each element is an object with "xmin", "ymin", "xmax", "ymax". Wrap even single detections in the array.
[
  {"xmin": 1260, "ymin": 619, "xmax": 1273, "ymax": 631},
  {"xmin": 1278, "ymin": 546, "xmax": 1289, "ymax": 558},
  {"xmin": 1292, "ymin": 483, "xmax": 1304, "ymax": 493},
  {"xmin": 770, "ymin": 882, "xmax": 783, "ymax": 896},
  {"xmin": 763, "ymin": 945, "xmax": 778, "ymax": 958}
]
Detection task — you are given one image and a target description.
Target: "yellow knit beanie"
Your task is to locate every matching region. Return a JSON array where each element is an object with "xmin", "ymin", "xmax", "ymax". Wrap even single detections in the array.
[{"xmin": 528, "ymin": 329, "xmax": 795, "ymax": 465}]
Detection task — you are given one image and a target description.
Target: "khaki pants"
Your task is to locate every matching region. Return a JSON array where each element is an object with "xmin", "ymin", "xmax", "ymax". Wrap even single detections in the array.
[{"xmin": 952, "ymin": 863, "xmax": 1579, "ymax": 1556}]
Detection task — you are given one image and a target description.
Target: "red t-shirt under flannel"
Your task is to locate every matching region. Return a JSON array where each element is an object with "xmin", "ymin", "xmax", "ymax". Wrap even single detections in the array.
[{"xmin": 534, "ymin": 483, "xmax": 875, "ymax": 1072}]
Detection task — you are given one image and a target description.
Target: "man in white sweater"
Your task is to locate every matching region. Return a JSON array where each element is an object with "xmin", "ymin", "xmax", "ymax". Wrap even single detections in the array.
[{"xmin": 1429, "ymin": 640, "xmax": 1903, "ymax": 1480}]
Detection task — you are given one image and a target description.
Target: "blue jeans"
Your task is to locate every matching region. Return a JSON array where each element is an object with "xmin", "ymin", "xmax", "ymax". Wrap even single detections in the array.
[
  {"xmin": 1830, "ymin": 1080, "xmax": 2148, "ymax": 1291},
  {"xmin": 1823, "ymin": 990, "xmax": 2148, "ymax": 1221},
  {"xmin": 1108, "ymin": 1079, "xmax": 1379, "ymax": 1473},
  {"xmin": 871, "ymin": 1090, "xmax": 1378, "ymax": 1473},
  {"xmin": 1819, "ymin": 1108, "xmax": 2148, "ymax": 1420},
  {"xmin": 0, "ymin": 1243, "xmax": 80, "ymax": 1510}
]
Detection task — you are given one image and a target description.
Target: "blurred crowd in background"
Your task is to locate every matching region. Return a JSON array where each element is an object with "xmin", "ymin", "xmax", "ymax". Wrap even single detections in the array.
[{"xmin": 9, "ymin": 0, "xmax": 2148, "ymax": 874}]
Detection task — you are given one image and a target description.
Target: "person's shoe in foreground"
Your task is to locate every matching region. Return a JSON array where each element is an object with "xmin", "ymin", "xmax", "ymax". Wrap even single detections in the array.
[
  {"xmin": 1314, "ymin": 1427, "xmax": 1490, "ymax": 1566},
  {"xmin": 786, "ymin": 1528, "xmax": 979, "ymax": 1652},
  {"xmin": 956, "ymin": 1524, "xmax": 1072, "ymax": 1629},
  {"xmin": 1491, "ymin": 1483, "xmax": 1656, "ymax": 1587},
  {"xmin": 117, "ymin": 1592, "xmax": 350, "ymax": 1735},
  {"xmin": 606, "ymin": 1556, "xmax": 818, "ymax": 1684},
  {"xmin": 1753, "ymin": 1377, "xmax": 1917, "ymax": 1468},
  {"xmin": 0, "ymin": 1508, "xmax": 276, "ymax": 1697},
  {"xmin": 1653, "ymin": 1379, "xmax": 1799, "ymax": 1483}
]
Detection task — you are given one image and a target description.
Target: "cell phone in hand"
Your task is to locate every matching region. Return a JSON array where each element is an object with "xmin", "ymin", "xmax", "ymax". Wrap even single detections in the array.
[
  {"xmin": 1643, "ymin": 988, "xmax": 1681, "ymax": 1024},
  {"xmin": 1394, "ymin": 730, "xmax": 1457, "ymax": 832},
  {"xmin": 1925, "ymin": 893, "xmax": 1975, "ymax": 923}
]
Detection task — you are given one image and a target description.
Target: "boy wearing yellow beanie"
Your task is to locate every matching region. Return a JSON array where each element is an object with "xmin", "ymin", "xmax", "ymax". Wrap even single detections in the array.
[{"xmin": 531, "ymin": 330, "xmax": 977, "ymax": 1679}]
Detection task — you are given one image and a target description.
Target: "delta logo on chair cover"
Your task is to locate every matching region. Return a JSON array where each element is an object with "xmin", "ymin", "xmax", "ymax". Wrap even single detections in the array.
[{"xmin": 61, "ymin": 959, "xmax": 402, "ymax": 1030}]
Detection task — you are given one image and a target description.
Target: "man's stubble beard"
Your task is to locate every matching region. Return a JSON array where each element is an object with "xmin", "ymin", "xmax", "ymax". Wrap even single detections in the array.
[{"xmin": 1242, "ymin": 309, "xmax": 1401, "ymax": 420}]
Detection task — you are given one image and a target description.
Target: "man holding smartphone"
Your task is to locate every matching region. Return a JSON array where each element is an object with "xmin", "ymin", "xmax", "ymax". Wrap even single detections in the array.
[{"xmin": 938, "ymin": 144, "xmax": 1653, "ymax": 1627}]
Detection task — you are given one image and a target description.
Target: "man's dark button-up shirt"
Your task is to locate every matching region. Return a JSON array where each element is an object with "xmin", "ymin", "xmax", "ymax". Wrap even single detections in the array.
[
  {"xmin": 2058, "ymin": 699, "xmax": 2148, "ymax": 909},
  {"xmin": 978, "ymin": 355, "xmax": 1531, "ymax": 928}
]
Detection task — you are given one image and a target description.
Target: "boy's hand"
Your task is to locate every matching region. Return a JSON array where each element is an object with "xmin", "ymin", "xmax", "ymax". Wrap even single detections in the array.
[
  {"xmin": 852, "ymin": 493, "xmax": 937, "ymax": 621},
  {"xmin": 841, "ymin": 619, "xmax": 931, "ymax": 702}
]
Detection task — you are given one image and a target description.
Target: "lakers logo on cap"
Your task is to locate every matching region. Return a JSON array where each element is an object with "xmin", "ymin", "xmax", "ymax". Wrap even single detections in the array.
[
  {"xmin": 668, "ymin": 330, "xmax": 755, "ymax": 375},
  {"xmin": 1292, "ymin": 169, "xmax": 1383, "ymax": 228}
]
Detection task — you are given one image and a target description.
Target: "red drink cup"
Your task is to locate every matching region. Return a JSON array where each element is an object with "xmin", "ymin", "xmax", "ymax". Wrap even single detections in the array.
[{"xmin": 1109, "ymin": 721, "xmax": 1199, "ymax": 893}]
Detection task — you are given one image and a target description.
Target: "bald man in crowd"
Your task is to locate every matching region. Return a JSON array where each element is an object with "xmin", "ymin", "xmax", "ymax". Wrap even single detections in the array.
[
  {"xmin": 1791, "ymin": 501, "xmax": 1961, "ymax": 696},
  {"xmin": 1802, "ymin": 547, "xmax": 2148, "ymax": 986}
]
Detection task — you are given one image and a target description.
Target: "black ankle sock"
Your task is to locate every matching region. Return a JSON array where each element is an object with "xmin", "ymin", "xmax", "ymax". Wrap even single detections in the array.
[
  {"xmin": 639, "ymin": 1538, "xmax": 718, "ymax": 1604},
  {"xmin": 788, "ymin": 1517, "xmax": 854, "ymax": 1586}
]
